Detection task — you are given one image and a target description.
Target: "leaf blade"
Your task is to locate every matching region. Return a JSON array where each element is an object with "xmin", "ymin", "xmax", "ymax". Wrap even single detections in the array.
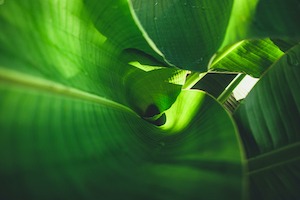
[
  {"xmin": 234, "ymin": 44, "xmax": 300, "ymax": 199},
  {"xmin": 129, "ymin": 0, "xmax": 300, "ymax": 72},
  {"xmin": 0, "ymin": 77, "xmax": 245, "ymax": 199}
]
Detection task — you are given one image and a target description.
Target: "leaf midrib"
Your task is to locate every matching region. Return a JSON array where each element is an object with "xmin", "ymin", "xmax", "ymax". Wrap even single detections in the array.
[
  {"xmin": 0, "ymin": 67, "xmax": 136, "ymax": 115},
  {"xmin": 247, "ymin": 141, "xmax": 300, "ymax": 175}
]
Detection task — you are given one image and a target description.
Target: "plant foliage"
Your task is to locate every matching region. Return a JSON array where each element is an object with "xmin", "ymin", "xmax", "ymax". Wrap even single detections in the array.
[{"xmin": 0, "ymin": 0, "xmax": 300, "ymax": 199}]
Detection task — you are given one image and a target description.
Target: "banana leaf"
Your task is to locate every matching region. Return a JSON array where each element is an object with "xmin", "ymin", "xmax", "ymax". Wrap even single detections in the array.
[
  {"xmin": 234, "ymin": 44, "xmax": 300, "ymax": 199},
  {"xmin": 129, "ymin": 0, "xmax": 300, "ymax": 74},
  {"xmin": 0, "ymin": 0, "xmax": 245, "ymax": 199}
]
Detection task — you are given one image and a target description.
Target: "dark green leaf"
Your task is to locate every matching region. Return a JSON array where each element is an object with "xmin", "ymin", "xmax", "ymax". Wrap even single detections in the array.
[
  {"xmin": 234, "ymin": 45, "xmax": 300, "ymax": 200},
  {"xmin": 129, "ymin": 0, "xmax": 233, "ymax": 70},
  {"xmin": 192, "ymin": 73, "xmax": 237, "ymax": 97},
  {"xmin": 129, "ymin": 0, "xmax": 300, "ymax": 72},
  {"xmin": 271, "ymin": 39, "xmax": 300, "ymax": 52}
]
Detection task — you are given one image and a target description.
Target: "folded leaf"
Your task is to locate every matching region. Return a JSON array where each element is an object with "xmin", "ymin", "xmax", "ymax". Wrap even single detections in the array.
[
  {"xmin": 0, "ymin": 70, "xmax": 245, "ymax": 199},
  {"xmin": 129, "ymin": 0, "xmax": 233, "ymax": 69},
  {"xmin": 84, "ymin": 0, "xmax": 165, "ymax": 63},
  {"xmin": 234, "ymin": 44, "xmax": 300, "ymax": 199},
  {"xmin": 0, "ymin": 0, "xmax": 246, "ymax": 199},
  {"xmin": 129, "ymin": 0, "xmax": 300, "ymax": 72},
  {"xmin": 0, "ymin": 0, "xmax": 183, "ymax": 114}
]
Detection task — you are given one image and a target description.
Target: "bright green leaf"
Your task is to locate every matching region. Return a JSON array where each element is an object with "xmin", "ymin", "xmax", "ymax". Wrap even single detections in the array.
[
  {"xmin": 0, "ymin": 70, "xmax": 245, "ymax": 199},
  {"xmin": 0, "ymin": 0, "xmax": 246, "ymax": 199},
  {"xmin": 210, "ymin": 39, "xmax": 284, "ymax": 77},
  {"xmin": 0, "ymin": 0, "xmax": 183, "ymax": 115}
]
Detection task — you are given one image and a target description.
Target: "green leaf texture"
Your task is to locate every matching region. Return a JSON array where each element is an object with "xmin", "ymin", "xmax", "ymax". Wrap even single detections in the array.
[
  {"xmin": 0, "ymin": 0, "xmax": 245, "ymax": 199},
  {"xmin": 210, "ymin": 39, "xmax": 284, "ymax": 78},
  {"xmin": 0, "ymin": 71, "xmax": 244, "ymax": 199},
  {"xmin": 129, "ymin": 0, "xmax": 300, "ymax": 72},
  {"xmin": 129, "ymin": 0, "xmax": 233, "ymax": 69},
  {"xmin": 0, "ymin": 0, "xmax": 184, "ymax": 115},
  {"xmin": 234, "ymin": 45, "xmax": 300, "ymax": 199}
]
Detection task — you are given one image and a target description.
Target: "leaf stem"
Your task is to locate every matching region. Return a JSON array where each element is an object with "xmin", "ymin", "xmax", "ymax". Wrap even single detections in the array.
[
  {"xmin": 182, "ymin": 72, "xmax": 206, "ymax": 89},
  {"xmin": 217, "ymin": 73, "xmax": 246, "ymax": 103},
  {"xmin": 247, "ymin": 141, "xmax": 300, "ymax": 175},
  {"xmin": 0, "ymin": 67, "xmax": 136, "ymax": 115}
]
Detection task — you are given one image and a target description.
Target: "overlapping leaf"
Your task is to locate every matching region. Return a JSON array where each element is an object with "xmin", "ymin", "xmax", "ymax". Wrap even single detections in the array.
[
  {"xmin": 0, "ymin": 0, "xmax": 245, "ymax": 199},
  {"xmin": 234, "ymin": 45, "xmax": 300, "ymax": 199},
  {"xmin": 0, "ymin": 0, "xmax": 183, "ymax": 115},
  {"xmin": 0, "ymin": 72, "xmax": 244, "ymax": 199},
  {"xmin": 129, "ymin": 0, "xmax": 300, "ymax": 74},
  {"xmin": 210, "ymin": 39, "xmax": 283, "ymax": 78},
  {"xmin": 129, "ymin": 0, "xmax": 233, "ymax": 69}
]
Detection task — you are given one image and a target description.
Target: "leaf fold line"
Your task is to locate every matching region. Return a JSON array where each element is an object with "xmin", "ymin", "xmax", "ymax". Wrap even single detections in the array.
[
  {"xmin": 247, "ymin": 141, "xmax": 300, "ymax": 175},
  {"xmin": 0, "ymin": 67, "xmax": 136, "ymax": 115}
]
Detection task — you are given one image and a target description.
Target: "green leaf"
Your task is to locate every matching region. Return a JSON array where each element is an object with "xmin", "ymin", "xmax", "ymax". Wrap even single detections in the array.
[
  {"xmin": 0, "ymin": 70, "xmax": 244, "ymax": 199},
  {"xmin": 128, "ymin": 0, "xmax": 300, "ymax": 72},
  {"xmin": 0, "ymin": 0, "xmax": 245, "ymax": 199},
  {"xmin": 120, "ymin": 49, "xmax": 188, "ymax": 116},
  {"xmin": 129, "ymin": 0, "xmax": 234, "ymax": 70},
  {"xmin": 210, "ymin": 39, "xmax": 284, "ymax": 78},
  {"xmin": 271, "ymin": 38, "xmax": 300, "ymax": 52},
  {"xmin": 234, "ymin": 45, "xmax": 300, "ymax": 199},
  {"xmin": 221, "ymin": 0, "xmax": 300, "ymax": 46},
  {"xmin": 83, "ymin": 0, "xmax": 165, "ymax": 63},
  {"xmin": 0, "ymin": 0, "xmax": 183, "ymax": 115}
]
